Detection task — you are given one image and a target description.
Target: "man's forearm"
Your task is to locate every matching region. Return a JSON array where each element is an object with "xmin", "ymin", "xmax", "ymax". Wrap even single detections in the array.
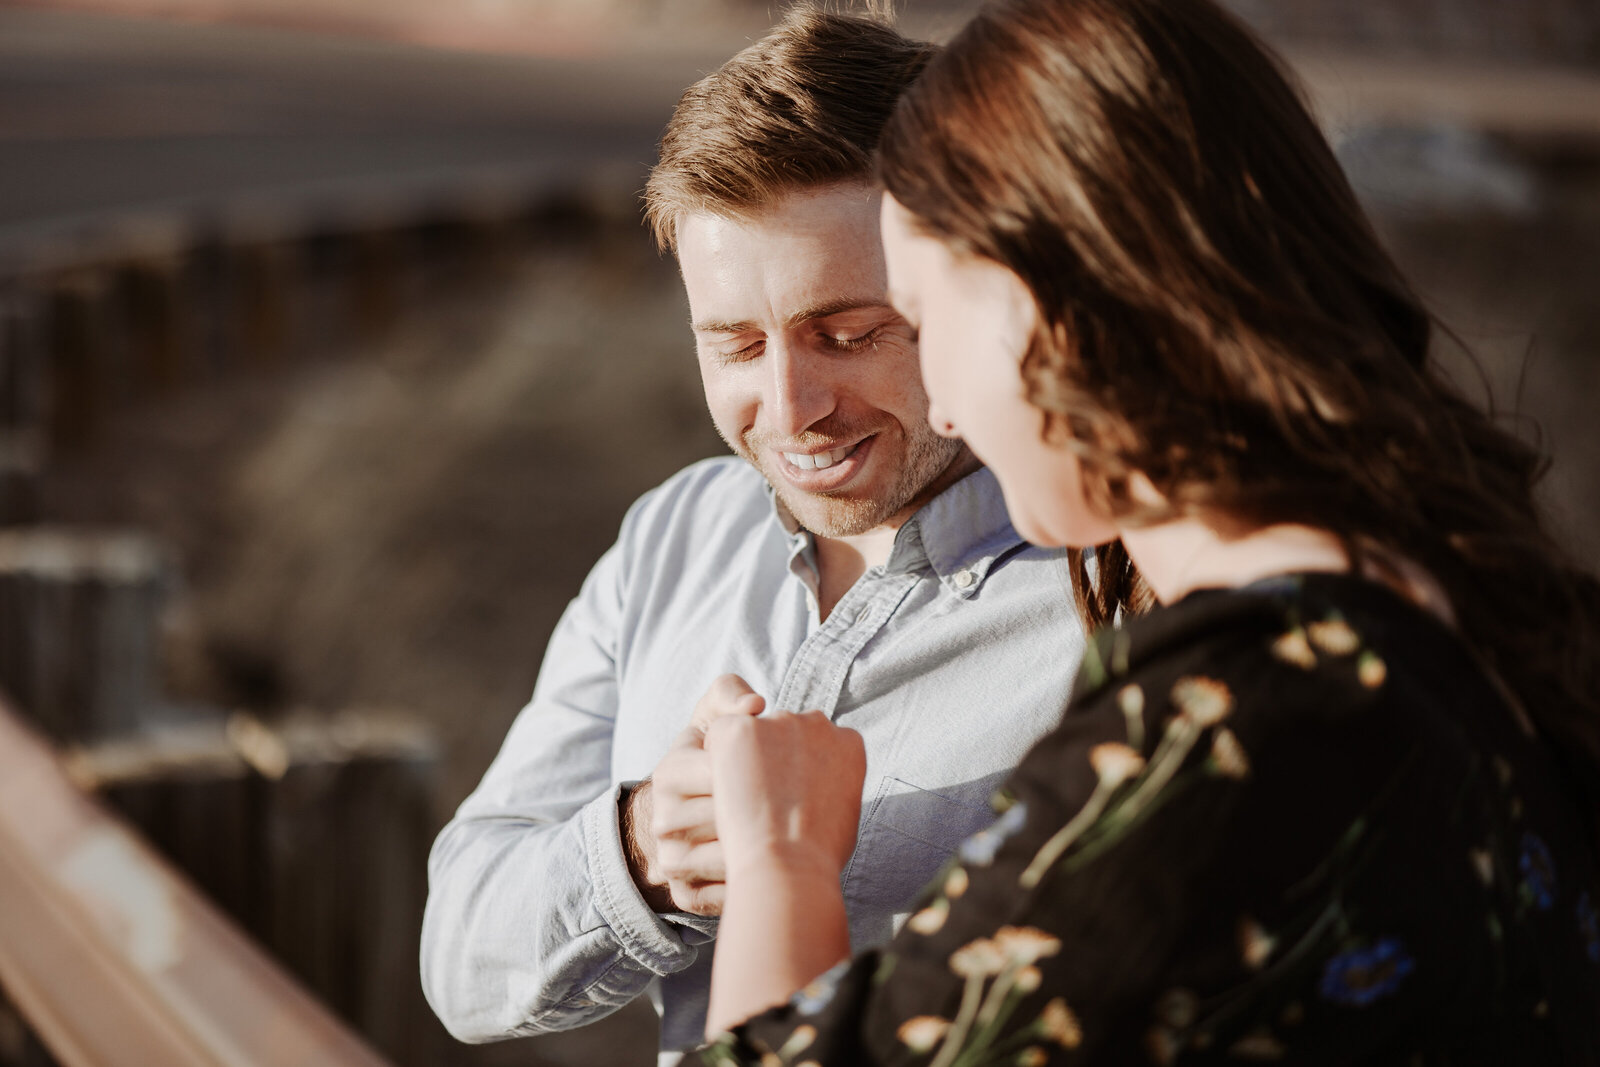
[{"xmin": 423, "ymin": 786, "xmax": 696, "ymax": 1040}]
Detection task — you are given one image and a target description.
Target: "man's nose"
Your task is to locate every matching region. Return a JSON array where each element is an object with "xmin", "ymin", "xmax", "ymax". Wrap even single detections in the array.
[{"xmin": 764, "ymin": 344, "xmax": 836, "ymax": 437}]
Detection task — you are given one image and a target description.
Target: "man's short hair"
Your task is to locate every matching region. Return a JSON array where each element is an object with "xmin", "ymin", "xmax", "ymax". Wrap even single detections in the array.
[{"xmin": 643, "ymin": 4, "xmax": 936, "ymax": 252}]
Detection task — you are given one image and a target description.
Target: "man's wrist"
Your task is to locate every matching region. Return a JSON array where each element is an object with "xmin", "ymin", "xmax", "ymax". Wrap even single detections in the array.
[{"xmin": 620, "ymin": 779, "xmax": 675, "ymax": 913}]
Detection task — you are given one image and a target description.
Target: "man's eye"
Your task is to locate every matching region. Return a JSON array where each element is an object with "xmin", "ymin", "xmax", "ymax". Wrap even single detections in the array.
[
  {"xmin": 824, "ymin": 327, "xmax": 882, "ymax": 352},
  {"xmin": 718, "ymin": 340, "xmax": 764, "ymax": 363}
]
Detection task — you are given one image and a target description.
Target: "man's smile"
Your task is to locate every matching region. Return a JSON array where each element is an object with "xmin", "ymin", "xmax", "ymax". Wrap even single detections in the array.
[
  {"xmin": 769, "ymin": 436, "xmax": 877, "ymax": 493},
  {"xmin": 779, "ymin": 442, "xmax": 860, "ymax": 471}
]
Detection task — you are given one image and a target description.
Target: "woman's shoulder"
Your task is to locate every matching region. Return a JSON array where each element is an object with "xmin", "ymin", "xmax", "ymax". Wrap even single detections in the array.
[
  {"xmin": 1034, "ymin": 571, "xmax": 1571, "ymax": 855},
  {"xmin": 1067, "ymin": 571, "xmax": 1496, "ymax": 740},
  {"xmin": 985, "ymin": 573, "xmax": 1600, "ymax": 1058},
  {"xmin": 1051, "ymin": 574, "xmax": 1414, "ymax": 776}
]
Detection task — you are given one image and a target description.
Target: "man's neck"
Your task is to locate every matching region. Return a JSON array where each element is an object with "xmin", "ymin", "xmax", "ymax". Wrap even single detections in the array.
[
  {"xmin": 810, "ymin": 448, "xmax": 982, "ymax": 620},
  {"xmin": 813, "ymin": 528, "xmax": 896, "ymax": 620}
]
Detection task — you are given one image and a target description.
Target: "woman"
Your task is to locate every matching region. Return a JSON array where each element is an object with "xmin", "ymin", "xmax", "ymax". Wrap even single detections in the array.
[{"xmin": 688, "ymin": 0, "xmax": 1600, "ymax": 1061}]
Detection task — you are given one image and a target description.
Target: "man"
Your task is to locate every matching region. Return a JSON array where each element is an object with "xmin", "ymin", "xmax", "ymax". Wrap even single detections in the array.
[{"xmin": 420, "ymin": 7, "xmax": 1083, "ymax": 1059}]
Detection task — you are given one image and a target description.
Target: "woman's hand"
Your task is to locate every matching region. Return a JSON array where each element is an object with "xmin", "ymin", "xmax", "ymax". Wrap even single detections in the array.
[
  {"xmin": 702, "ymin": 710, "xmax": 866, "ymax": 1035},
  {"xmin": 704, "ymin": 710, "xmax": 867, "ymax": 883}
]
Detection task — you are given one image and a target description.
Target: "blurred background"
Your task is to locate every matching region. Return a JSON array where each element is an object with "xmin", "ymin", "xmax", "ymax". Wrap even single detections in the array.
[{"xmin": 0, "ymin": 0, "xmax": 1595, "ymax": 1064}]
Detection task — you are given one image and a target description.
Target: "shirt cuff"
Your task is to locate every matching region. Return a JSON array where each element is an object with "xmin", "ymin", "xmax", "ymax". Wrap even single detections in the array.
[{"xmin": 581, "ymin": 780, "xmax": 704, "ymax": 974}]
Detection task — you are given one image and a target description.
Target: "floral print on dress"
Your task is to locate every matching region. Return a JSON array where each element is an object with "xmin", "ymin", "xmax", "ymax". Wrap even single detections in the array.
[
  {"xmin": 891, "ymin": 927, "xmax": 1078, "ymax": 1066},
  {"xmin": 1519, "ymin": 832, "xmax": 1558, "ymax": 911},
  {"xmin": 1237, "ymin": 918, "xmax": 1277, "ymax": 971},
  {"xmin": 1021, "ymin": 678, "xmax": 1243, "ymax": 890},
  {"xmin": 1207, "ymin": 728, "xmax": 1251, "ymax": 780},
  {"xmin": 958, "ymin": 801, "xmax": 1029, "ymax": 868},
  {"xmin": 1579, "ymin": 893, "xmax": 1600, "ymax": 964},
  {"xmin": 1117, "ymin": 684, "xmax": 1146, "ymax": 749},
  {"xmin": 789, "ymin": 960, "xmax": 848, "ymax": 1016},
  {"xmin": 1169, "ymin": 676, "xmax": 1233, "ymax": 727},
  {"xmin": 1317, "ymin": 938, "xmax": 1416, "ymax": 1007},
  {"xmin": 683, "ymin": 574, "xmax": 1600, "ymax": 1067},
  {"xmin": 1306, "ymin": 615, "xmax": 1361, "ymax": 656},
  {"xmin": 1270, "ymin": 626, "xmax": 1318, "ymax": 670},
  {"xmin": 1356, "ymin": 650, "xmax": 1387, "ymax": 689}
]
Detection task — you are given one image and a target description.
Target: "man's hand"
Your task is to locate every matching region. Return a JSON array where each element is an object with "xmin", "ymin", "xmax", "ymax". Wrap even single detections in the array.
[{"xmin": 622, "ymin": 674, "xmax": 764, "ymax": 915}]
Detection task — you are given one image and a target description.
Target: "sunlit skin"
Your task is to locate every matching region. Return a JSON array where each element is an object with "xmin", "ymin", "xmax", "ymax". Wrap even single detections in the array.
[
  {"xmin": 702, "ymin": 195, "xmax": 1446, "ymax": 1038},
  {"xmin": 677, "ymin": 182, "xmax": 976, "ymax": 584},
  {"xmin": 878, "ymin": 195, "xmax": 1119, "ymax": 550},
  {"xmin": 878, "ymin": 194, "xmax": 1416, "ymax": 607},
  {"xmin": 625, "ymin": 183, "xmax": 983, "ymax": 922}
]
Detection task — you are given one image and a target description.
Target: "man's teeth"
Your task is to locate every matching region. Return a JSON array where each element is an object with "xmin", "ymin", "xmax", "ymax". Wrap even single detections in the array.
[{"xmin": 783, "ymin": 444, "xmax": 857, "ymax": 471}]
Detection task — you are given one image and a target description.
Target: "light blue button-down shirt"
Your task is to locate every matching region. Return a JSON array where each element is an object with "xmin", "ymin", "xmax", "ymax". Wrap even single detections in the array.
[{"xmin": 421, "ymin": 456, "xmax": 1083, "ymax": 1056}]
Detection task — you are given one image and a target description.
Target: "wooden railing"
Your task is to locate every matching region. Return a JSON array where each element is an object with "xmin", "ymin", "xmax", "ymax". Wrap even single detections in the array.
[{"xmin": 0, "ymin": 693, "xmax": 395, "ymax": 1067}]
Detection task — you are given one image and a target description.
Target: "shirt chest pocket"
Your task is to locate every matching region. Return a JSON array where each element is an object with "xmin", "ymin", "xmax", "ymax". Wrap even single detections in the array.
[{"xmin": 841, "ymin": 775, "xmax": 1003, "ymax": 947}]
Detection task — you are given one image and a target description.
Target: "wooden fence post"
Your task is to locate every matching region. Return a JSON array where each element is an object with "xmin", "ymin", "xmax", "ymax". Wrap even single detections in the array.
[
  {"xmin": 66, "ymin": 710, "xmax": 441, "ymax": 1066},
  {"xmin": 43, "ymin": 274, "xmax": 112, "ymax": 454},
  {"xmin": 0, "ymin": 528, "xmax": 170, "ymax": 742},
  {"xmin": 0, "ymin": 292, "xmax": 45, "ymax": 526}
]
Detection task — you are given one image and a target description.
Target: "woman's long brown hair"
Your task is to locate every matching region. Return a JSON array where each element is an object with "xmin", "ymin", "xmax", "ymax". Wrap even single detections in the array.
[{"xmin": 879, "ymin": 0, "xmax": 1600, "ymax": 802}]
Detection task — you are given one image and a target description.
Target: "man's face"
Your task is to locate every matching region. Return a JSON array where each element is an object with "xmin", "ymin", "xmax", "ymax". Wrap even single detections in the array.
[{"xmin": 678, "ymin": 182, "xmax": 965, "ymax": 539}]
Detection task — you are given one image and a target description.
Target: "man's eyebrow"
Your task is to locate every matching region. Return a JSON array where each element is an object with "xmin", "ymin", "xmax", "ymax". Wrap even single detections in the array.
[
  {"xmin": 691, "ymin": 316, "xmax": 756, "ymax": 335},
  {"xmin": 783, "ymin": 298, "xmax": 891, "ymax": 330},
  {"xmin": 691, "ymin": 299, "xmax": 892, "ymax": 336}
]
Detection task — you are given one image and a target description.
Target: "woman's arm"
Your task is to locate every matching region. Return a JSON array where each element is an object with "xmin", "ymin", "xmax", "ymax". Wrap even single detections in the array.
[
  {"xmin": 708, "ymin": 843, "xmax": 852, "ymax": 1035},
  {"xmin": 702, "ymin": 711, "xmax": 866, "ymax": 1037}
]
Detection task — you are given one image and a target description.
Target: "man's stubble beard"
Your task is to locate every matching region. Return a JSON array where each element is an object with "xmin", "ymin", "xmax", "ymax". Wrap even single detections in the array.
[{"xmin": 729, "ymin": 416, "xmax": 966, "ymax": 539}]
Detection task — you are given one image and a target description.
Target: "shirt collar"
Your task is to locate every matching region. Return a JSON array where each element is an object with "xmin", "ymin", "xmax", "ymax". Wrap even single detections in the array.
[
  {"xmin": 892, "ymin": 466, "xmax": 1025, "ymax": 598},
  {"xmin": 765, "ymin": 465, "xmax": 1025, "ymax": 599}
]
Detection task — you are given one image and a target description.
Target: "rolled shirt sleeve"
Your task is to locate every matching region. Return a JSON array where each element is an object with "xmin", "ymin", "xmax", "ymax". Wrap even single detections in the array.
[{"xmin": 420, "ymin": 523, "xmax": 703, "ymax": 1040}]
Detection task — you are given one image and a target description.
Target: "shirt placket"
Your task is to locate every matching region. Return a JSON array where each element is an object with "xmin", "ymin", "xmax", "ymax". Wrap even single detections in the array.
[{"xmin": 770, "ymin": 568, "xmax": 919, "ymax": 718}]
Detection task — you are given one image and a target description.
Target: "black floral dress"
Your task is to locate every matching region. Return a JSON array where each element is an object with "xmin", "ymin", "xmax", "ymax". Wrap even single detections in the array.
[{"xmin": 686, "ymin": 573, "xmax": 1600, "ymax": 1065}]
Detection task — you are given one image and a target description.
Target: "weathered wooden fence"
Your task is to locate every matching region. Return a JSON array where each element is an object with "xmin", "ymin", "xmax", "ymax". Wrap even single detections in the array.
[
  {"xmin": 0, "ymin": 523, "xmax": 441, "ymax": 1065},
  {"xmin": 0, "ymin": 187, "xmax": 612, "ymax": 1064}
]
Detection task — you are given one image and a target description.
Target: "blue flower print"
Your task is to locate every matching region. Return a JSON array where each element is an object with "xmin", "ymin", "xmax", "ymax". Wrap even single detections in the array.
[
  {"xmin": 1245, "ymin": 574, "xmax": 1305, "ymax": 599},
  {"xmin": 1318, "ymin": 938, "xmax": 1416, "ymax": 1007},
  {"xmin": 958, "ymin": 802, "xmax": 1029, "ymax": 867},
  {"xmin": 1519, "ymin": 832, "xmax": 1557, "ymax": 911},
  {"xmin": 789, "ymin": 958, "xmax": 849, "ymax": 1016},
  {"xmin": 1579, "ymin": 893, "xmax": 1600, "ymax": 964}
]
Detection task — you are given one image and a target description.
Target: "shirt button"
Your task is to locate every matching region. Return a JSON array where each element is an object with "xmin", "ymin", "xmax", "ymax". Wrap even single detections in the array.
[{"xmin": 953, "ymin": 569, "xmax": 976, "ymax": 590}]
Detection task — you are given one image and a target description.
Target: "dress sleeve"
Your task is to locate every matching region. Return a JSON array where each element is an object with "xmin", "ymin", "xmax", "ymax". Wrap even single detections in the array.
[{"xmin": 684, "ymin": 616, "xmax": 1438, "ymax": 1065}]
